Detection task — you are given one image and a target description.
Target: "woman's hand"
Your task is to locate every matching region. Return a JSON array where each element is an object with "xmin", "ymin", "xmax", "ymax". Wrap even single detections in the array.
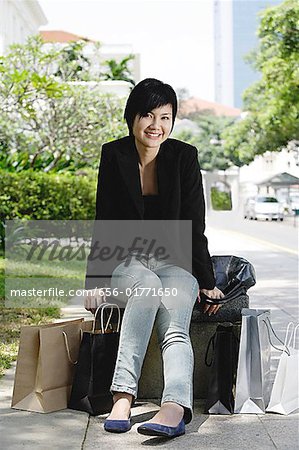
[
  {"xmin": 84, "ymin": 288, "xmax": 106, "ymax": 315},
  {"xmin": 198, "ymin": 286, "xmax": 224, "ymax": 315}
]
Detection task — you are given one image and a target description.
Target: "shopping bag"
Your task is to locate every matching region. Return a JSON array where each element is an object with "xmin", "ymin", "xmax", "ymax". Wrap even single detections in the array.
[
  {"xmin": 205, "ymin": 322, "xmax": 239, "ymax": 414},
  {"xmin": 266, "ymin": 323, "xmax": 299, "ymax": 415},
  {"xmin": 11, "ymin": 318, "xmax": 84, "ymax": 413},
  {"xmin": 234, "ymin": 309, "xmax": 271, "ymax": 414},
  {"xmin": 68, "ymin": 303, "xmax": 120, "ymax": 415},
  {"xmin": 200, "ymin": 255, "xmax": 256, "ymax": 305}
]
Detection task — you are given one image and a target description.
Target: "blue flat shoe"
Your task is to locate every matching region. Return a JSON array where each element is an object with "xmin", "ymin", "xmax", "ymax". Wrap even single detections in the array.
[
  {"xmin": 104, "ymin": 414, "xmax": 131, "ymax": 433},
  {"xmin": 137, "ymin": 419, "xmax": 185, "ymax": 438}
]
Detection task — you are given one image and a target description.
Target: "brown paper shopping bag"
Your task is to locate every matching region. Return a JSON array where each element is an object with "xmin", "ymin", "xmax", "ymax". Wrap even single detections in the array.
[{"xmin": 11, "ymin": 318, "xmax": 88, "ymax": 413}]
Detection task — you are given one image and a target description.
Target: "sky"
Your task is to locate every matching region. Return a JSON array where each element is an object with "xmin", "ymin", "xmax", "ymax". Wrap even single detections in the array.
[{"xmin": 38, "ymin": 0, "xmax": 215, "ymax": 100}]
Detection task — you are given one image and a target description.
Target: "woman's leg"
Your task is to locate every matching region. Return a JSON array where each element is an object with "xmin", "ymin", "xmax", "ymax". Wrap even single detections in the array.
[
  {"xmin": 107, "ymin": 256, "xmax": 163, "ymax": 419},
  {"xmin": 149, "ymin": 264, "xmax": 199, "ymax": 425}
]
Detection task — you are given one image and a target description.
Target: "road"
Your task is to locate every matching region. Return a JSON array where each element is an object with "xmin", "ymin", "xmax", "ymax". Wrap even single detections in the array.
[
  {"xmin": 205, "ymin": 210, "xmax": 298, "ymax": 349},
  {"xmin": 207, "ymin": 210, "xmax": 297, "ymax": 255}
]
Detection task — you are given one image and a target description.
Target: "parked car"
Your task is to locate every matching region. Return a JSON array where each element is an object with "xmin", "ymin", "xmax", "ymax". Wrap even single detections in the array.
[{"xmin": 244, "ymin": 196, "xmax": 284, "ymax": 221}]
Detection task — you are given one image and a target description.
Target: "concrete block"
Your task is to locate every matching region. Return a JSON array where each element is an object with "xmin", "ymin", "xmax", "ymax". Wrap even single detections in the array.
[
  {"xmin": 193, "ymin": 294, "xmax": 249, "ymax": 322},
  {"xmin": 136, "ymin": 297, "xmax": 247, "ymax": 400},
  {"xmin": 137, "ymin": 321, "xmax": 241, "ymax": 399}
]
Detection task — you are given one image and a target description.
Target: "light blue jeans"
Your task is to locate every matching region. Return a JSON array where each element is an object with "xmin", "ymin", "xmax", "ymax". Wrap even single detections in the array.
[{"xmin": 109, "ymin": 253, "xmax": 199, "ymax": 424}]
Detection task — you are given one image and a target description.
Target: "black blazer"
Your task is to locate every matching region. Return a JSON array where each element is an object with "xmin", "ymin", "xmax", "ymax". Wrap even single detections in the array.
[{"xmin": 85, "ymin": 136, "xmax": 215, "ymax": 290}]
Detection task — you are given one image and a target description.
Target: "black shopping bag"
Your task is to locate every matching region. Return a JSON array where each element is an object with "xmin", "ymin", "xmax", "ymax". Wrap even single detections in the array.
[
  {"xmin": 200, "ymin": 255, "xmax": 256, "ymax": 305},
  {"xmin": 68, "ymin": 304, "xmax": 120, "ymax": 415},
  {"xmin": 205, "ymin": 323, "xmax": 239, "ymax": 414}
]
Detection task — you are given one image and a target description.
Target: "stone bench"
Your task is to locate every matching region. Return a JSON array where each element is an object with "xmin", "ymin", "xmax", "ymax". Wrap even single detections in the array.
[{"xmin": 136, "ymin": 295, "xmax": 248, "ymax": 400}]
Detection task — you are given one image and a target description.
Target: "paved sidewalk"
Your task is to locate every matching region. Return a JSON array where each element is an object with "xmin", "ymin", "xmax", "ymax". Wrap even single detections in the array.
[{"xmin": 1, "ymin": 219, "xmax": 298, "ymax": 449}]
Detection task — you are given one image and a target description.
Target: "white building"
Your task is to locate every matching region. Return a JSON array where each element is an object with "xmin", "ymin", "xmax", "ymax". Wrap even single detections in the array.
[
  {"xmin": 239, "ymin": 143, "xmax": 299, "ymax": 201},
  {"xmin": 213, "ymin": 0, "xmax": 281, "ymax": 108},
  {"xmin": 98, "ymin": 42, "xmax": 141, "ymax": 84},
  {"xmin": 39, "ymin": 30, "xmax": 140, "ymax": 96},
  {"xmin": 0, "ymin": 0, "xmax": 47, "ymax": 54}
]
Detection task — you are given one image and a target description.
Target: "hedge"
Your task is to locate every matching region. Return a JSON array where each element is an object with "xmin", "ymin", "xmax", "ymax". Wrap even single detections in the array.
[
  {"xmin": 0, "ymin": 169, "xmax": 98, "ymax": 248},
  {"xmin": 211, "ymin": 187, "xmax": 232, "ymax": 210},
  {"xmin": 0, "ymin": 169, "xmax": 97, "ymax": 219}
]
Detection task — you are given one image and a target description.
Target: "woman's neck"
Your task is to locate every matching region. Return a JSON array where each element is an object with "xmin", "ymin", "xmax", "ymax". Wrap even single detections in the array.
[{"xmin": 134, "ymin": 138, "xmax": 159, "ymax": 168}]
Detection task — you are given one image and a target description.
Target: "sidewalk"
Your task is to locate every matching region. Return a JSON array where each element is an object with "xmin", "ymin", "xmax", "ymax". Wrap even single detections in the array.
[{"xmin": 0, "ymin": 222, "xmax": 298, "ymax": 449}]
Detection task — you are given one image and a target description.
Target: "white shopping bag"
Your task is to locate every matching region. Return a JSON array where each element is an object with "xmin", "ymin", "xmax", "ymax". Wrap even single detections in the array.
[
  {"xmin": 234, "ymin": 309, "xmax": 271, "ymax": 414},
  {"xmin": 266, "ymin": 323, "xmax": 299, "ymax": 415}
]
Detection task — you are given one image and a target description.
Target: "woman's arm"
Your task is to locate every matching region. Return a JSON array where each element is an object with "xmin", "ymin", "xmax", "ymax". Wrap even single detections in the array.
[
  {"xmin": 180, "ymin": 145, "xmax": 215, "ymax": 289},
  {"xmin": 180, "ymin": 145, "xmax": 224, "ymax": 313},
  {"xmin": 94, "ymin": 144, "xmax": 117, "ymax": 220}
]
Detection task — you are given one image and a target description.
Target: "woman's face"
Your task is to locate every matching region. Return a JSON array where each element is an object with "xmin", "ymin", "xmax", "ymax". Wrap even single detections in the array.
[{"xmin": 132, "ymin": 104, "xmax": 173, "ymax": 149}]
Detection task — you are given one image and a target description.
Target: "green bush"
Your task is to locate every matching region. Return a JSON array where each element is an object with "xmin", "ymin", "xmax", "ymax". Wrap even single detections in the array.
[
  {"xmin": 0, "ymin": 168, "xmax": 97, "ymax": 219},
  {"xmin": 211, "ymin": 187, "xmax": 232, "ymax": 210},
  {"xmin": 0, "ymin": 169, "xmax": 97, "ymax": 374},
  {"xmin": 0, "ymin": 169, "xmax": 98, "ymax": 249}
]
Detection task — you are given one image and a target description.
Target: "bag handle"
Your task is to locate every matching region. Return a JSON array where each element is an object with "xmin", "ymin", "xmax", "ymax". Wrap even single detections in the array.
[
  {"xmin": 93, "ymin": 303, "xmax": 121, "ymax": 333},
  {"xmin": 280, "ymin": 322, "xmax": 299, "ymax": 350},
  {"xmin": 62, "ymin": 329, "xmax": 83, "ymax": 365},
  {"xmin": 263, "ymin": 317, "xmax": 290, "ymax": 356},
  {"xmin": 204, "ymin": 327, "xmax": 239, "ymax": 367},
  {"xmin": 284, "ymin": 322, "xmax": 295, "ymax": 348},
  {"xmin": 292, "ymin": 324, "xmax": 299, "ymax": 349},
  {"xmin": 205, "ymin": 333, "xmax": 216, "ymax": 367}
]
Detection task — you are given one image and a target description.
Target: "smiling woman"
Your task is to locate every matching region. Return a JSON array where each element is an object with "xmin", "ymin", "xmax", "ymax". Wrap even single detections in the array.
[
  {"xmin": 124, "ymin": 78, "xmax": 177, "ymax": 136},
  {"xmin": 84, "ymin": 78, "xmax": 224, "ymax": 437},
  {"xmin": 123, "ymin": 79, "xmax": 177, "ymax": 195},
  {"xmin": 133, "ymin": 105, "xmax": 173, "ymax": 147}
]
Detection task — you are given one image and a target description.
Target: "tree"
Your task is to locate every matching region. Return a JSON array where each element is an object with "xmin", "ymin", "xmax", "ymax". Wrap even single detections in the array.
[
  {"xmin": 176, "ymin": 87, "xmax": 190, "ymax": 101},
  {"xmin": 102, "ymin": 55, "xmax": 136, "ymax": 86},
  {"xmin": 173, "ymin": 114, "xmax": 238, "ymax": 170},
  {"xmin": 52, "ymin": 40, "xmax": 94, "ymax": 81},
  {"xmin": 223, "ymin": 0, "xmax": 299, "ymax": 165},
  {"xmin": 0, "ymin": 36, "xmax": 128, "ymax": 172}
]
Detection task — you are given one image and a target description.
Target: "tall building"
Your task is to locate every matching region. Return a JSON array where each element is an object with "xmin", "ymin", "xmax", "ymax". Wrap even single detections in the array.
[{"xmin": 214, "ymin": 0, "xmax": 281, "ymax": 108}]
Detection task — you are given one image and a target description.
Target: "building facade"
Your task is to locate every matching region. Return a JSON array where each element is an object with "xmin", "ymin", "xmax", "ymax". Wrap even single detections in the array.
[
  {"xmin": 214, "ymin": 0, "xmax": 281, "ymax": 108},
  {"xmin": 239, "ymin": 145, "xmax": 299, "ymax": 199},
  {"xmin": 0, "ymin": 0, "xmax": 47, "ymax": 54}
]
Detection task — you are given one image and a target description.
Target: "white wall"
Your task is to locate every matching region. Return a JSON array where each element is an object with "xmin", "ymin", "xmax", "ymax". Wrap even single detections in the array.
[
  {"xmin": 0, "ymin": 0, "xmax": 47, "ymax": 54},
  {"xmin": 239, "ymin": 147, "xmax": 299, "ymax": 203},
  {"xmin": 68, "ymin": 80, "xmax": 131, "ymax": 98},
  {"xmin": 203, "ymin": 167, "xmax": 240, "ymax": 211},
  {"xmin": 100, "ymin": 43, "xmax": 141, "ymax": 83},
  {"xmin": 42, "ymin": 40, "xmax": 140, "ymax": 96},
  {"xmin": 240, "ymin": 148, "xmax": 299, "ymax": 185}
]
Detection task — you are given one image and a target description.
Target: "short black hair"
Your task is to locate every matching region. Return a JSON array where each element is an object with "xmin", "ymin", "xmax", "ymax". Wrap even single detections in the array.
[{"xmin": 124, "ymin": 78, "xmax": 178, "ymax": 135}]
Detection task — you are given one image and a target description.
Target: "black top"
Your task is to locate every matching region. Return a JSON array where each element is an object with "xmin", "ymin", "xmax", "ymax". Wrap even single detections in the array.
[
  {"xmin": 143, "ymin": 195, "xmax": 161, "ymax": 220},
  {"xmin": 85, "ymin": 136, "xmax": 215, "ymax": 290}
]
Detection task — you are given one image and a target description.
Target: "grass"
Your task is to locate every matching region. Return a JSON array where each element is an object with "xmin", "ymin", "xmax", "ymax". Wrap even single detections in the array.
[
  {"xmin": 0, "ymin": 253, "xmax": 61, "ymax": 378},
  {"xmin": 6, "ymin": 242, "xmax": 86, "ymax": 277},
  {"xmin": 5, "ymin": 243, "xmax": 85, "ymax": 307}
]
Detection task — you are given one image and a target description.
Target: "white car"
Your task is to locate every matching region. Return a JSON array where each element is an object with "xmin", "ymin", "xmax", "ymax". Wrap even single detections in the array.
[{"xmin": 244, "ymin": 196, "xmax": 284, "ymax": 221}]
